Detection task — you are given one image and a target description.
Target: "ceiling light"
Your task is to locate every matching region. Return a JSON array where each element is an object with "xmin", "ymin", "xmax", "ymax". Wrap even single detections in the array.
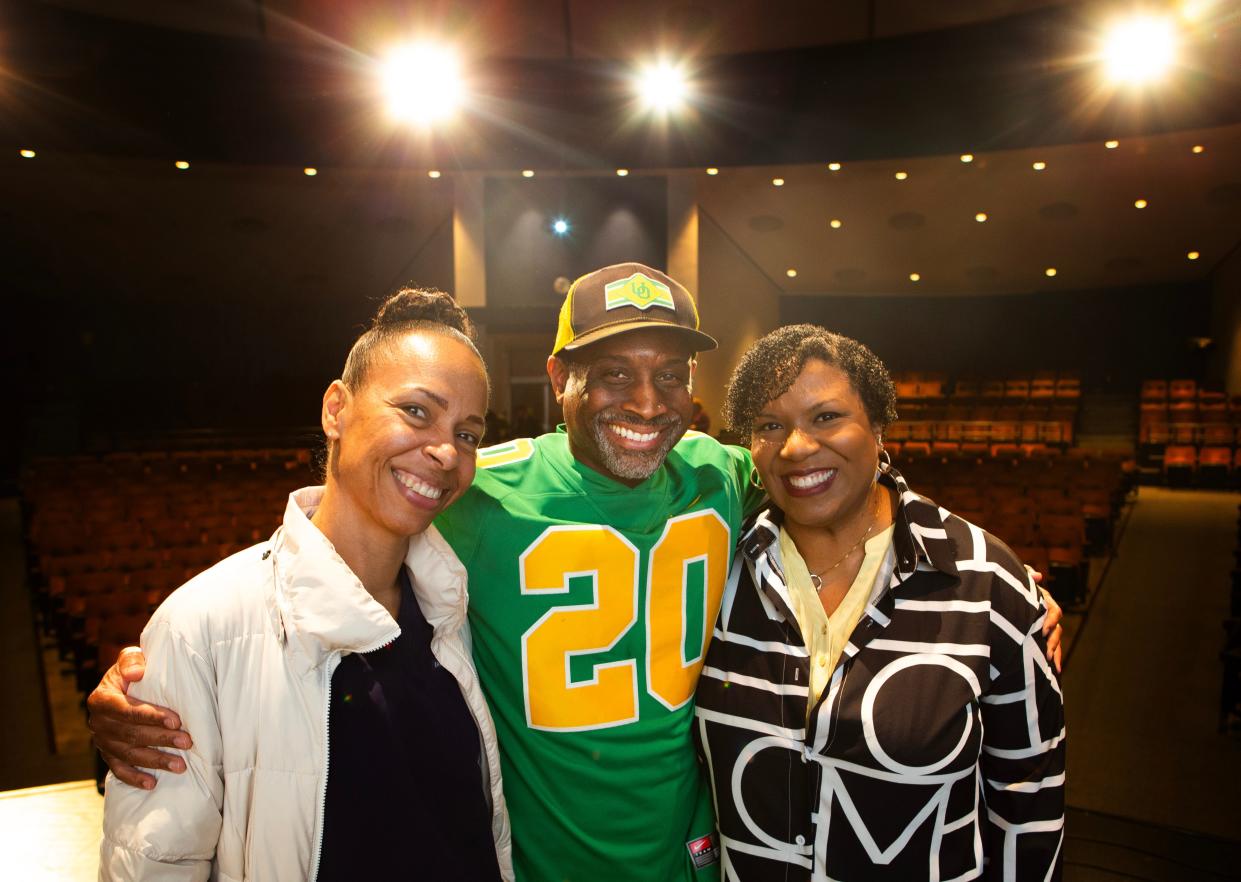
[
  {"xmin": 909, "ymin": 272, "xmax": 921, "ymax": 282},
  {"xmin": 303, "ymin": 167, "xmax": 318, "ymax": 176},
  {"xmin": 19, "ymin": 149, "xmax": 35, "ymax": 159},
  {"xmin": 772, "ymin": 177, "xmax": 785, "ymax": 187},
  {"xmin": 1134, "ymin": 198, "xmax": 1148, "ymax": 209},
  {"xmin": 894, "ymin": 171, "xmax": 908, "ymax": 181},
  {"xmin": 521, "ymin": 169, "xmax": 535, "ymax": 178},
  {"xmin": 427, "ymin": 170, "xmax": 441, "ymax": 179},
  {"xmin": 828, "ymin": 162, "xmax": 842, "ymax": 171},
  {"xmin": 1032, "ymin": 161, "xmax": 1047, "ymax": 171},
  {"xmin": 705, "ymin": 167, "xmax": 719, "ymax": 175},
  {"xmin": 960, "ymin": 153, "xmax": 974, "ymax": 163},
  {"xmin": 1045, "ymin": 267, "xmax": 1058, "ymax": 277},
  {"xmin": 616, "ymin": 168, "xmax": 629, "ymax": 177},
  {"xmin": 551, "ymin": 217, "xmax": 570, "ymax": 236},
  {"xmin": 1192, "ymin": 144, "xmax": 1205, "ymax": 154},
  {"xmin": 635, "ymin": 60, "xmax": 690, "ymax": 113},
  {"xmin": 786, "ymin": 269, "xmax": 798, "ymax": 278},
  {"xmin": 382, "ymin": 42, "xmax": 465, "ymax": 125},
  {"xmin": 1187, "ymin": 250, "xmax": 1200, "ymax": 260},
  {"xmin": 1105, "ymin": 139, "xmax": 1120, "ymax": 149},
  {"xmin": 175, "ymin": 160, "xmax": 190, "ymax": 170},
  {"xmin": 829, "ymin": 218, "xmax": 843, "ymax": 229},
  {"xmin": 1101, "ymin": 15, "xmax": 1177, "ymax": 86},
  {"xmin": 975, "ymin": 212, "xmax": 988, "ymax": 222}
]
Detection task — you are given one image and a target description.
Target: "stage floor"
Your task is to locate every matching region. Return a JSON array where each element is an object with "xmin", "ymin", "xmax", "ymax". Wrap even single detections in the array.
[{"xmin": 0, "ymin": 780, "xmax": 101, "ymax": 881}]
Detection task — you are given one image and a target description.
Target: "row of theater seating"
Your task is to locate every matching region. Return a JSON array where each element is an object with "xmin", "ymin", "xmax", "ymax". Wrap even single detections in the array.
[
  {"xmin": 892, "ymin": 371, "xmax": 1082, "ymax": 402},
  {"xmin": 891, "ymin": 450, "xmax": 1132, "ymax": 607},
  {"xmin": 1139, "ymin": 379, "xmax": 1241, "ymax": 482},
  {"xmin": 21, "ymin": 449, "xmax": 313, "ymax": 693}
]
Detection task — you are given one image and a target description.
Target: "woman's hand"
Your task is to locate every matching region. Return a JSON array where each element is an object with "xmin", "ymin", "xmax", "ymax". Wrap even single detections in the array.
[
  {"xmin": 1024, "ymin": 566, "xmax": 1064, "ymax": 673},
  {"xmin": 86, "ymin": 647, "xmax": 192, "ymax": 790}
]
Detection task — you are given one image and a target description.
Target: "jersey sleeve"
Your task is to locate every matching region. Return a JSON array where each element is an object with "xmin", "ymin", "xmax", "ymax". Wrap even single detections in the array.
[
  {"xmin": 433, "ymin": 486, "xmax": 488, "ymax": 569},
  {"xmin": 724, "ymin": 443, "xmax": 766, "ymax": 517}
]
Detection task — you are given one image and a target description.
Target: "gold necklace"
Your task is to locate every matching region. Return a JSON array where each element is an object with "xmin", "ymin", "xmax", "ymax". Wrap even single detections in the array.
[{"xmin": 807, "ymin": 490, "xmax": 882, "ymax": 591}]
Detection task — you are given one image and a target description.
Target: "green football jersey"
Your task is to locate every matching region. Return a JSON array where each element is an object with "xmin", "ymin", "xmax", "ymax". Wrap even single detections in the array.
[{"xmin": 435, "ymin": 428, "xmax": 762, "ymax": 881}]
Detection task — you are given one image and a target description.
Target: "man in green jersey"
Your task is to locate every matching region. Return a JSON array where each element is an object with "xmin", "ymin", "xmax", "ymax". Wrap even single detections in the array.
[{"xmin": 89, "ymin": 262, "xmax": 764, "ymax": 880}]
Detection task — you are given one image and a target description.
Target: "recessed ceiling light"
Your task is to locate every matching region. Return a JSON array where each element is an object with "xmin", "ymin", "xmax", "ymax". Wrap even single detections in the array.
[
  {"xmin": 1032, "ymin": 161, "xmax": 1047, "ymax": 171},
  {"xmin": 960, "ymin": 153, "xmax": 974, "ymax": 163},
  {"xmin": 1045, "ymin": 267, "xmax": 1058, "ymax": 277},
  {"xmin": 175, "ymin": 160, "xmax": 190, "ymax": 170},
  {"xmin": 19, "ymin": 149, "xmax": 36, "ymax": 158},
  {"xmin": 829, "ymin": 218, "xmax": 843, "ymax": 229},
  {"xmin": 521, "ymin": 169, "xmax": 535, "ymax": 178},
  {"xmin": 1187, "ymin": 250, "xmax": 1200, "ymax": 260},
  {"xmin": 1105, "ymin": 140, "xmax": 1120, "ymax": 149},
  {"xmin": 828, "ymin": 162, "xmax": 842, "ymax": 171},
  {"xmin": 1134, "ymin": 198, "xmax": 1148, "ymax": 209},
  {"xmin": 303, "ymin": 167, "xmax": 318, "ymax": 176},
  {"xmin": 786, "ymin": 268, "xmax": 798, "ymax": 278},
  {"xmin": 615, "ymin": 168, "xmax": 629, "ymax": 177},
  {"xmin": 772, "ymin": 177, "xmax": 785, "ymax": 187},
  {"xmin": 1191, "ymin": 144, "xmax": 1205, "ymax": 154},
  {"xmin": 706, "ymin": 167, "xmax": 719, "ymax": 175},
  {"xmin": 427, "ymin": 169, "xmax": 441, "ymax": 179},
  {"xmin": 894, "ymin": 171, "xmax": 908, "ymax": 181},
  {"xmin": 975, "ymin": 212, "xmax": 988, "ymax": 222},
  {"xmin": 909, "ymin": 272, "xmax": 921, "ymax": 282}
]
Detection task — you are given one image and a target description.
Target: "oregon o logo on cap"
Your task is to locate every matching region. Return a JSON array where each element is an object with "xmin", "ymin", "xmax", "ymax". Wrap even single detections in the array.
[{"xmin": 604, "ymin": 272, "xmax": 676, "ymax": 312}]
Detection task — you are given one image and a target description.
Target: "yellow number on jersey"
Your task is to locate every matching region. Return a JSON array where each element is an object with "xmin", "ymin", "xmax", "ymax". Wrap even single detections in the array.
[{"xmin": 520, "ymin": 526, "xmax": 640, "ymax": 731}]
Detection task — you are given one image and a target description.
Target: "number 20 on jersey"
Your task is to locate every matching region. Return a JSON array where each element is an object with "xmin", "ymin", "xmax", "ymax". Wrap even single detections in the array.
[{"xmin": 520, "ymin": 510, "xmax": 731, "ymax": 732}]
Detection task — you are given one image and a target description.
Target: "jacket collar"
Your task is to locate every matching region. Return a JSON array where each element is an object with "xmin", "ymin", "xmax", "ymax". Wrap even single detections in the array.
[
  {"xmin": 738, "ymin": 465, "xmax": 959, "ymax": 586},
  {"xmin": 270, "ymin": 487, "xmax": 469, "ymax": 662}
]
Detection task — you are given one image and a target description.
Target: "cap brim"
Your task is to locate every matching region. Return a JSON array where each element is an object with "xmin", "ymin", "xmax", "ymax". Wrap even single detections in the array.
[{"xmin": 558, "ymin": 320, "xmax": 718, "ymax": 355}]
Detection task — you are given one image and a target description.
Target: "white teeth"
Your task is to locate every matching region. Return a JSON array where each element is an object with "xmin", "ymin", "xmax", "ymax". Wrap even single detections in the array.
[
  {"xmin": 393, "ymin": 470, "xmax": 444, "ymax": 500},
  {"xmin": 788, "ymin": 469, "xmax": 835, "ymax": 489},
  {"xmin": 609, "ymin": 424, "xmax": 659, "ymax": 443}
]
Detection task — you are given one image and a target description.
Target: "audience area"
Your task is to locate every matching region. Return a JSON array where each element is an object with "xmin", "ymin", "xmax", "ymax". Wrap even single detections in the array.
[{"xmin": 1139, "ymin": 378, "xmax": 1241, "ymax": 487}]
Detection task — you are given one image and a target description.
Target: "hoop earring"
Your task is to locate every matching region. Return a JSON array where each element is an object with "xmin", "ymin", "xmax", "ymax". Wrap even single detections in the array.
[
  {"xmin": 878, "ymin": 446, "xmax": 892, "ymax": 468},
  {"xmin": 749, "ymin": 466, "xmax": 765, "ymax": 491}
]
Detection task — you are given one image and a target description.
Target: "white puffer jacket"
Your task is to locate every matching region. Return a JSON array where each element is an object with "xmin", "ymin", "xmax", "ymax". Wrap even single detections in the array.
[{"xmin": 99, "ymin": 487, "xmax": 513, "ymax": 881}]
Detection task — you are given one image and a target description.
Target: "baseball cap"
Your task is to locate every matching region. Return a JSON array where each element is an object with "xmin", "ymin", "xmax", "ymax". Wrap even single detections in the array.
[{"xmin": 551, "ymin": 262, "xmax": 718, "ymax": 356}]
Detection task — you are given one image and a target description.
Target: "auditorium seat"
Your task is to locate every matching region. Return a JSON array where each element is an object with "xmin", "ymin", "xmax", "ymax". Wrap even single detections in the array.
[{"xmin": 1164, "ymin": 445, "xmax": 1197, "ymax": 487}]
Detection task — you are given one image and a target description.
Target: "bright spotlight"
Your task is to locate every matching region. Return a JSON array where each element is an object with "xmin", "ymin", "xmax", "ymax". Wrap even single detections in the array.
[
  {"xmin": 551, "ymin": 218, "xmax": 570, "ymax": 236},
  {"xmin": 1102, "ymin": 16, "xmax": 1177, "ymax": 86},
  {"xmin": 635, "ymin": 61, "xmax": 690, "ymax": 112},
  {"xmin": 382, "ymin": 42, "xmax": 465, "ymax": 125}
]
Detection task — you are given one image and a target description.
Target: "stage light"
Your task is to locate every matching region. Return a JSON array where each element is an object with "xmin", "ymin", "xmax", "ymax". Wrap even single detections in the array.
[
  {"xmin": 616, "ymin": 168, "xmax": 629, "ymax": 177},
  {"xmin": 975, "ymin": 212, "xmax": 988, "ymax": 222},
  {"xmin": 552, "ymin": 217, "xmax": 570, "ymax": 236},
  {"xmin": 1187, "ymin": 250, "xmax": 1200, "ymax": 260},
  {"xmin": 427, "ymin": 170, "xmax": 441, "ymax": 179},
  {"xmin": 829, "ymin": 218, "xmax": 843, "ymax": 229},
  {"xmin": 382, "ymin": 42, "xmax": 465, "ymax": 125},
  {"xmin": 1032, "ymin": 161, "xmax": 1047, "ymax": 171},
  {"xmin": 303, "ymin": 167, "xmax": 318, "ymax": 176},
  {"xmin": 909, "ymin": 272, "xmax": 921, "ymax": 282},
  {"xmin": 19, "ymin": 149, "xmax": 35, "ymax": 158},
  {"xmin": 1102, "ymin": 15, "xmax": 1177, "ymax": 86},
  {"xmin": 705, "ymin": 167, "xmax": 719, "ymax": 175},
  {"xmin": 175, "ymin": 161, "xmax": 190, "ymax": 170},
  {"xmin": 634, "ymin": 61, "xmax": 690, "ymax": 113},
  {"xmin": 1134, "ymin": 198, "xmax": 1148, "ymax": 209},
  {"xmin": 1192, "ymin": 144, "xmax": 1205, "ymax": 154},
  {"xmin": 828, "ymin": 162, "xmax": 842, "ymax": 171},
  {"xmin": 1045, "ymin": 267, "xmax": 1058, "ymax": 277},
  {"xmin": 960, "ymin": 154, "xmax": 974, "ymax": 163},
  {"xmin": 521, "ymin": 169, "xmax": 535, "ymax": 178},
  {"xmin": 894, "ymin": 171, "xmax": 908, "ymax": 181},
  {"xmin": 772, "ymin": 177, "xmax": 785, "ymax": 187},
  {"xmin": 786, "ymin": 269, "xmax": 798, "ymax": 278},
  {"xmin": 1105, "ymin": 139, "xmax": 1120, "ymax": 149}
]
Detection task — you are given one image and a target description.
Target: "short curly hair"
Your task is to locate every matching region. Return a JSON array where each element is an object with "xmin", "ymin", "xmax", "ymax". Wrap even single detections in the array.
[{"xmin": 722, "ymin": 324, "xmax": 898, "ymax": 440}]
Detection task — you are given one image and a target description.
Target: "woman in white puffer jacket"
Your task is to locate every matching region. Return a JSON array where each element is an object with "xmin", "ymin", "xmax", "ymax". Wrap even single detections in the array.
[{"xmin": 99, "ymin": 290, "xmax": 512, "ymax": 881}]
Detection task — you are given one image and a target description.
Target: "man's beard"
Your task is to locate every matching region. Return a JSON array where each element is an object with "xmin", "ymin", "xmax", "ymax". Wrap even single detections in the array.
[{"xmin": 590, "ymin": 409, "xmax": 685, "ymax": 481}]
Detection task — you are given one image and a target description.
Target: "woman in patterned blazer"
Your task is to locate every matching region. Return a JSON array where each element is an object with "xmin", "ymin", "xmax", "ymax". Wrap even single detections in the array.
[{"xmin": 694, "ymin": 324, "xmax": 1065, "ymax": 881}]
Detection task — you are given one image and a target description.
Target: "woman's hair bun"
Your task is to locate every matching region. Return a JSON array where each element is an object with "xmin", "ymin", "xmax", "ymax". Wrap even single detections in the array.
[{"xmin": 373, "ymin": 287, "xmax": 476, "ymax": 342}]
